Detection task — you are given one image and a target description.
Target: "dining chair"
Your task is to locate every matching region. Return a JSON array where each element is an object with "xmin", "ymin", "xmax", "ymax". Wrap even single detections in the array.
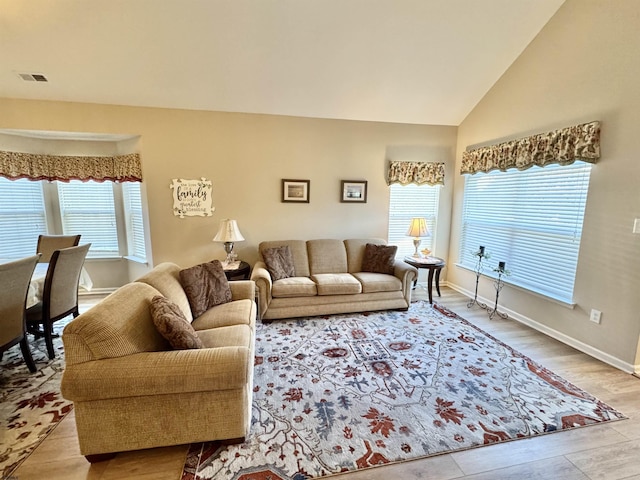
[
  {"xmin": 36, "ymin": 234, "xmax": 81, "ymax": 263},
  {"xmin": 0, "ymin": 254, "xmax": 41, "ymax": 373},
  {"xmin": 26, "ymin": 244, "xmax": 91, "ymax": 359}
]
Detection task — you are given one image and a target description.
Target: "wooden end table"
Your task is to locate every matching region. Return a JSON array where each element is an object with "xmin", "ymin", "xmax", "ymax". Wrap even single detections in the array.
[
  {"xmin": 222, "ymin": 260, "xmax": 251, "ymax": 281},
  {"xmin": 403, "ymin": 256, "xmax": 446, "ymax": 304}
]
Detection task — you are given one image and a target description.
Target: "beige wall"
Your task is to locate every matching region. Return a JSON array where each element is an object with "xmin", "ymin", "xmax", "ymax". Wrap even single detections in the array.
[
  {"xmin": 0, "ymin": 97, "xmax": 457, "ymax": 286},
  {"xmin": 451, "ymin": 0, "xmax": 640, "ymax": 370}
]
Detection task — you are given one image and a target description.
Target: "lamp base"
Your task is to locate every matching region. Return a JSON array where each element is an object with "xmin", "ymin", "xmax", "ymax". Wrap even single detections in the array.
[
  {"xmin": 412, "ymin": 238, "xmax": 421, "ymax": 257},
  {"xmin": 223, "ymin": 242, "xmax": 237, "ymax": 264}
]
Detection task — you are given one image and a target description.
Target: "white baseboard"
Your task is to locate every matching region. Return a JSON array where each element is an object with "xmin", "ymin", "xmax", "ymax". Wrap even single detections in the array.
[
  {"xmin": 446, "ymin": 282, "xmax": 635, "ymax": 374},
  {"xmin": 79, "ymin": 287, "xmax": 116, "ymax": 296}
]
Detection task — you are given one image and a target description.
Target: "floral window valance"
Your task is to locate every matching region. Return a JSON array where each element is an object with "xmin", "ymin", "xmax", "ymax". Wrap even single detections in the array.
[
  {"xmin": 0, "ymin": 150, "xmax": 142, "ymax": 182},
  {"xmin": 387, "ymin": 161, "xmax": 445, "ymax": 186},
  {"xmin": 460, "ymin": 121, "xmax": 600, "ymax": 175}
]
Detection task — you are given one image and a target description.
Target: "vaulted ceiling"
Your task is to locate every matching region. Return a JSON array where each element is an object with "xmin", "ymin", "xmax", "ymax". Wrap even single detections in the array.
[{"xmin": 0, "ymin": 0, "xmax": 565, "ymax": 126}]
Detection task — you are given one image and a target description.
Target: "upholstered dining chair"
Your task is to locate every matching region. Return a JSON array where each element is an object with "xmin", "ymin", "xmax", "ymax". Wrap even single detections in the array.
[
  {"xmin": 0, "ymin": 254, "xmax": 41, "ymax": 373},
  {"xmin": 36, "ymin": 234, "xmax": 81, "ymax": 263},
  {"xmin": 26, "ymin": 244, "xmax": 91, "ymax": 359}
]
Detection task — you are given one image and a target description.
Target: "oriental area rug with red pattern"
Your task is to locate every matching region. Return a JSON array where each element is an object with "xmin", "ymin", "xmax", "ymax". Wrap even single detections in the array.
[
  {"xmin": 0, "ymin": 319, "xmax": 72, "ymax": 478},
  {"xmin": 182, "ymin": 301, "xmax": 626, "ymax": 480}
]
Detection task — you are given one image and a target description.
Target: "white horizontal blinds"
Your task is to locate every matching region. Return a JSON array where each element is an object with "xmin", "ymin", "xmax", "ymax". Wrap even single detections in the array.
[
  {"xmin": 388, "ymin": 183, "xmax": 440, "ymax": 258},
  {"xmin": 57, "ymin": 180, "xmax": 119, "ymax": 257},
  {"xmin": 0, "ymin": 178, "xmax": 47, "ymax": 258},
  {"xmin": 460, "ymin": 162, "xmax": 592, "ymax": 303},
  {"xmin": 122, "ymin": 182, "xmax": 147, "ymax": 260}
]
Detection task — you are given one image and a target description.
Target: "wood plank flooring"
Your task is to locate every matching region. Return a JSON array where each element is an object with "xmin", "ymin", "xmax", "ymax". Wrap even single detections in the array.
[{"xmin": 13, "ymin": 286, "xmax": 640, "ymax": 480}]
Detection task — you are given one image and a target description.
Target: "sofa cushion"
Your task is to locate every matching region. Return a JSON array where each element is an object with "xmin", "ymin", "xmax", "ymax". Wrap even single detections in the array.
[
  {"xmin": 352, "ymin": 272, "xmax": 403, "ymax": 293},
  {"xmin": 191, "ymin": 298, "xmax": 255, "ymax": 330},
  {"xmin": 197, "ymin": 324, "xmax": 252, "ymax": 349},
  {"xmin": 149, "ymin": 295, "xmax": 204, "ymax": 350},
  {"xmin": 272, "ymin": 277, "xmax": 318, "ymax": 298},
  {"xmin": 344, "ymin": 238, "xmax": 387, "ymax": 273},
  {"xmin": 312, "ymin": 273, "xmax": 362, "ymax": 295},
  {"xmin": 361, "ymin": 243, "xmax": 397, "ymax": 275},
  {"xmin": 263, "ymin": 246, "xmax": 295, "ymax": 280},
  {"xmin": 260, "ymin": 240, "xmax": 310, "ymax": 277},
  {"xmin": 180, "ymin": 260, "xmax": 232, "ymax": 318},
  {"xmin": 308, "ymin": 239, "xmax": 348, "ymax": 275},
  {"xmin": 136, "ymin": 262, "xmax": 194, "ymax": 322}
]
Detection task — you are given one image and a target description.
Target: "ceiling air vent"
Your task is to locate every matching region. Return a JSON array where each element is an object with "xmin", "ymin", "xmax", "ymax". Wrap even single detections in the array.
[{"xmin": 18, "ymin": 72, "xmax": 48, "ymax": 82}]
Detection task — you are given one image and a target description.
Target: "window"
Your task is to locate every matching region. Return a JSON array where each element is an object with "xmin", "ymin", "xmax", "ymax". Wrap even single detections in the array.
[
  {"xmin": 58, "ymin": 181, "xmax": 119, "ymax": 257},
  {"xmin": 388, "ymin": 183, "xmax": 440, "ymax": 259},
  {"xmin": 0, "ymin": 178, "xmax": 146, "ymax": 261},
  {"xmin": 459, "ymin": 162, "xmax": 592, "ymax": 303},
  {"xmin": 0, "ymin": 178, "xmax": 46, "ymax": 258},
  {"xmin": 122, "ymin": 182, "xmax": 147, "ymax": 260}
]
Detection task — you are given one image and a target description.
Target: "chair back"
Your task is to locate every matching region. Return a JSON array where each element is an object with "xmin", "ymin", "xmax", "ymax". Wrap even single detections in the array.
[
  {"xmin": 0, "ymin": 255, "xmax": 40, "ymax": 346},
  {"xmin": 44, "ymin": 244, "xmax": 90, "ymax": 320},
  {"xmin": 37, "ymin": 234, "xmax": 81, "ymax": 263}
]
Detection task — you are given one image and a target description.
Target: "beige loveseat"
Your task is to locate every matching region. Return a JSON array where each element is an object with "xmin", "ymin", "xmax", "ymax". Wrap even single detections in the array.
[
  {"xmin": 60, "ymin": 262, "xmax": 256, "ymax": 461},
  {"xmin": 251, "ymin": 238, "xmax": 417, "ymax": 320}
]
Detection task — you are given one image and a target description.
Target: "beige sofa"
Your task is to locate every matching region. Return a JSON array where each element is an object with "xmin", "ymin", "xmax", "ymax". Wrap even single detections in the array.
[
  {"xmin": 251, "ymin": 238, "xmax": 417, "ymax": 320},
  {"xmin": 60, "ymin": 262, "xmax": 256, "ymax": 461}
]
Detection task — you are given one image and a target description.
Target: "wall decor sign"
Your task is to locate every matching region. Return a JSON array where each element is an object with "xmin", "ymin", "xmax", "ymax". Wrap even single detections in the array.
[
  {"xmin": 282, "ymin": 179, "xmax": 310, "ymax": 203},
  {"xmin": 340, "ymin": 180, "xmax": 367, "ymax": 203},
  {"xmin": 170, "ymin": 178, "xmax": 214, "ymax": 218}
]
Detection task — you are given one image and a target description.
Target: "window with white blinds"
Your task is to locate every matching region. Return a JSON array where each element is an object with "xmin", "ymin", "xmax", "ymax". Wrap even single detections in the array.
[
  {"xmin": 122, "ymin": 182, "xmax": 147, "ymax": 260},
  {"xmin": 57, "ymin": 180, "xmax": 119, "ymax": 257},
  {"xmin": 0, "ymin": 177, "xmax": 47, "ymax": 258},
  {"xmin": 388, "ymin": 183, "xmax": 440, "ymax": 259},
  {"xmin": 459, "ymin": 161, "xmax": 592, "ymax": 303},
  {"xmin": 0, "ymin": 178, "xmax": 147, "ymax": 262}
]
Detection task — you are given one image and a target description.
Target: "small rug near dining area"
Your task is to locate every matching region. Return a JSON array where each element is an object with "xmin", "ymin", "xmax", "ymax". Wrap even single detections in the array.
[
  {"xmin": 182, "ymin": 301, "xmax": 626, "ymax": 480},
  {"xmin": 0, "ymin": 319, "xmax": 73, "ymax": 478}
]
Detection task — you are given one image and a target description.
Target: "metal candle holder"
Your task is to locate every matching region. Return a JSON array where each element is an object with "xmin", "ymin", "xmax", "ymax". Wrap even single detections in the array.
[{"xmin": 488, "ymin": 261, "xmax": 509, "ymax": 320}]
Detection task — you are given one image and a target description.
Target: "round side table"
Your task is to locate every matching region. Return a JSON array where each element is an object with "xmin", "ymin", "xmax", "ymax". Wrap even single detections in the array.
[{"xmin": 403, "ymin": 256, "xmax": 446, "ymax": 304}]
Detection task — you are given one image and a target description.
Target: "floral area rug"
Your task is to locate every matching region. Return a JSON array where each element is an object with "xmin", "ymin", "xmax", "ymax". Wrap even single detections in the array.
[
  {"xmin": 182, "ymin": 301, "xmax": 626, "ymax": 480},
  {"xmin": 0, "ymin": 319, "xmax": 73, "ymax": 478}
]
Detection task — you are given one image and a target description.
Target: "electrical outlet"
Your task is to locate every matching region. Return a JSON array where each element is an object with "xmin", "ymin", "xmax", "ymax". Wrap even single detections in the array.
[
  {"xmin": 590, "ymin": 309, "xmax": 602, "ymax": 324},
  {"xmin": 634, "ymin": 218, "xmax": 640, "ymax": 234}
]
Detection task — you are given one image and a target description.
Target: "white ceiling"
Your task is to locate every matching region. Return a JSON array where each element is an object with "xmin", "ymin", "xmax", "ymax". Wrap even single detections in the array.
[{"xmin": 0, "ymin": 0, "xmax": 565, "ymax": 126}]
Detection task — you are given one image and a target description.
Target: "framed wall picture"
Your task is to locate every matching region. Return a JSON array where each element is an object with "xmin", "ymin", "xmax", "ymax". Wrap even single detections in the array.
[
  {"xmin": 341, "ymin": 180, "xmax": 367, "ymax": 203},
  {"xmin": 282, "ymin": 179, "xmax": 310, "ymax": 203}
]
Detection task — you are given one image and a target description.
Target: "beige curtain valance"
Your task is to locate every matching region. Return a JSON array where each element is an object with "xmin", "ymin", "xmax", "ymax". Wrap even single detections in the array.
[
  {"xmin": 387, "ymin": 161, "xmax": 445, "ymax": 186},
  {"xmin": 0, "ymin": 151, "xmax": 142, "ymax": 182},
  {"xmin": 460, "ymin": 121, "xmax": 600, "ymax": 175}
]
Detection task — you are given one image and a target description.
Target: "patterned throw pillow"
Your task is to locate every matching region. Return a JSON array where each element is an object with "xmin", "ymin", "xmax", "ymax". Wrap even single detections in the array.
[
  {"xmin": 361, "ymin": 243, "xmax": 397, "ymax": 275},
  {"xmin": 179, "ymin": 260, "xmax": 232, "ymax": 318},
  {"xmin": 263, "ymin": 246, "xmax": 295, "ymax": 281},
  {"xmin": 149, "ymin": 295, "xmax": 204, "ymax": 350}
]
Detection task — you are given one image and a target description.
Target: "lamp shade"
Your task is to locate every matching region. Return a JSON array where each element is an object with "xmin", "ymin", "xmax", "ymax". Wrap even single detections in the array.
[
  {"xmin": 213, "ymin": 219, "xmax": 245, "ymax": 243},
  {"xmin": 406, "ymin": 217, "xmax": 430, "ymax": 237}
]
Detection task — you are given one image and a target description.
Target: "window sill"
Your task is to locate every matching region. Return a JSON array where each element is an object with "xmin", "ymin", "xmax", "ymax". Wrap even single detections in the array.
[
  {"xmin": 124, "ymin": 255, "xmax": 149, "ymax": 265},
  {"xmin": 454, "ymin": 263, "xmax": 576, "ymax": 309}
]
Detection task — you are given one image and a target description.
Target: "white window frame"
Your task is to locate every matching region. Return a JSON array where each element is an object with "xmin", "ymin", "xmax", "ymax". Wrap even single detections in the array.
[
  {"xmin": 0, "ymin": 178, "xmax": 147, "ymax": 261},
  {"xmin": 458, "ymin": 161, "xmax": 592, "ymax": 304},
  {"xmin": 388, "ymin": 183, "xmax": 440, "ymax": 259}
]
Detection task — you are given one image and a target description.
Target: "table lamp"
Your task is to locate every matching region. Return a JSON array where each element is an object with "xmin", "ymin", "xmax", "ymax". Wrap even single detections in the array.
[
  {"xmin": 213, "ymin": 219, "xmax": 245, "ymax": 264},
  {"xmin": 406, "ymin": 217, "xmax": 430, "ymax": 257}
]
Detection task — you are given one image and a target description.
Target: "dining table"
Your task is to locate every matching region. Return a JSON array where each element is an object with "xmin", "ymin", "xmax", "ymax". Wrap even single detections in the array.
[{"xmin": 1, "ymin": 259, "xmax": 93, "ymax": 309}]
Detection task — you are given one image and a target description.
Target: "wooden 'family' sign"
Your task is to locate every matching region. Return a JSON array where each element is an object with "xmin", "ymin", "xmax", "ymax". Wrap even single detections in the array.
[{"xmin": 170, "ymin": 178, "xmax": 214, "ymax": 218}]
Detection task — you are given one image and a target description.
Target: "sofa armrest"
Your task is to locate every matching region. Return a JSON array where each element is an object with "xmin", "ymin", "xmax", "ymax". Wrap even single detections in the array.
[
  {"xmin": 61, "ymin": 346, "xmax": 251, "ymax": 402},
  {"xmin": 229, "ymin": 280, "xmax": 255, "ymax": 301},
  {"xmin": 250, "ymin": 261, "xmax": 272, "ymax": 319},
  {"xmin": 394, "ymin": 260, "xmax": 418, "ymax": 291}
]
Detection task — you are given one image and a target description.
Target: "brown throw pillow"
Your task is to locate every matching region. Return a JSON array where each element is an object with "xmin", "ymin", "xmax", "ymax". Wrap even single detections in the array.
[
  {"xmin": 262, "ymin": 246, "xmax": 295, "ymax": 281},
  {"xmin": 149, "ymin": 295, "xmax": 204, "ymax": 350},
  {"xmin": 361, "ymin": 243, "xmax": 397, "ymax": 275},
  {"xmin": 179, "ymin": 260, "xmax": 232, "ymax": 318}
]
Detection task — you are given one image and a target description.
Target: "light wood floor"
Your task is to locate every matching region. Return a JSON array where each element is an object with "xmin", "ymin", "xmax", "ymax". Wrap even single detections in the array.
[{"xmin": 13, "ymin": 286, "xmax": 640, "ymax": 480}]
